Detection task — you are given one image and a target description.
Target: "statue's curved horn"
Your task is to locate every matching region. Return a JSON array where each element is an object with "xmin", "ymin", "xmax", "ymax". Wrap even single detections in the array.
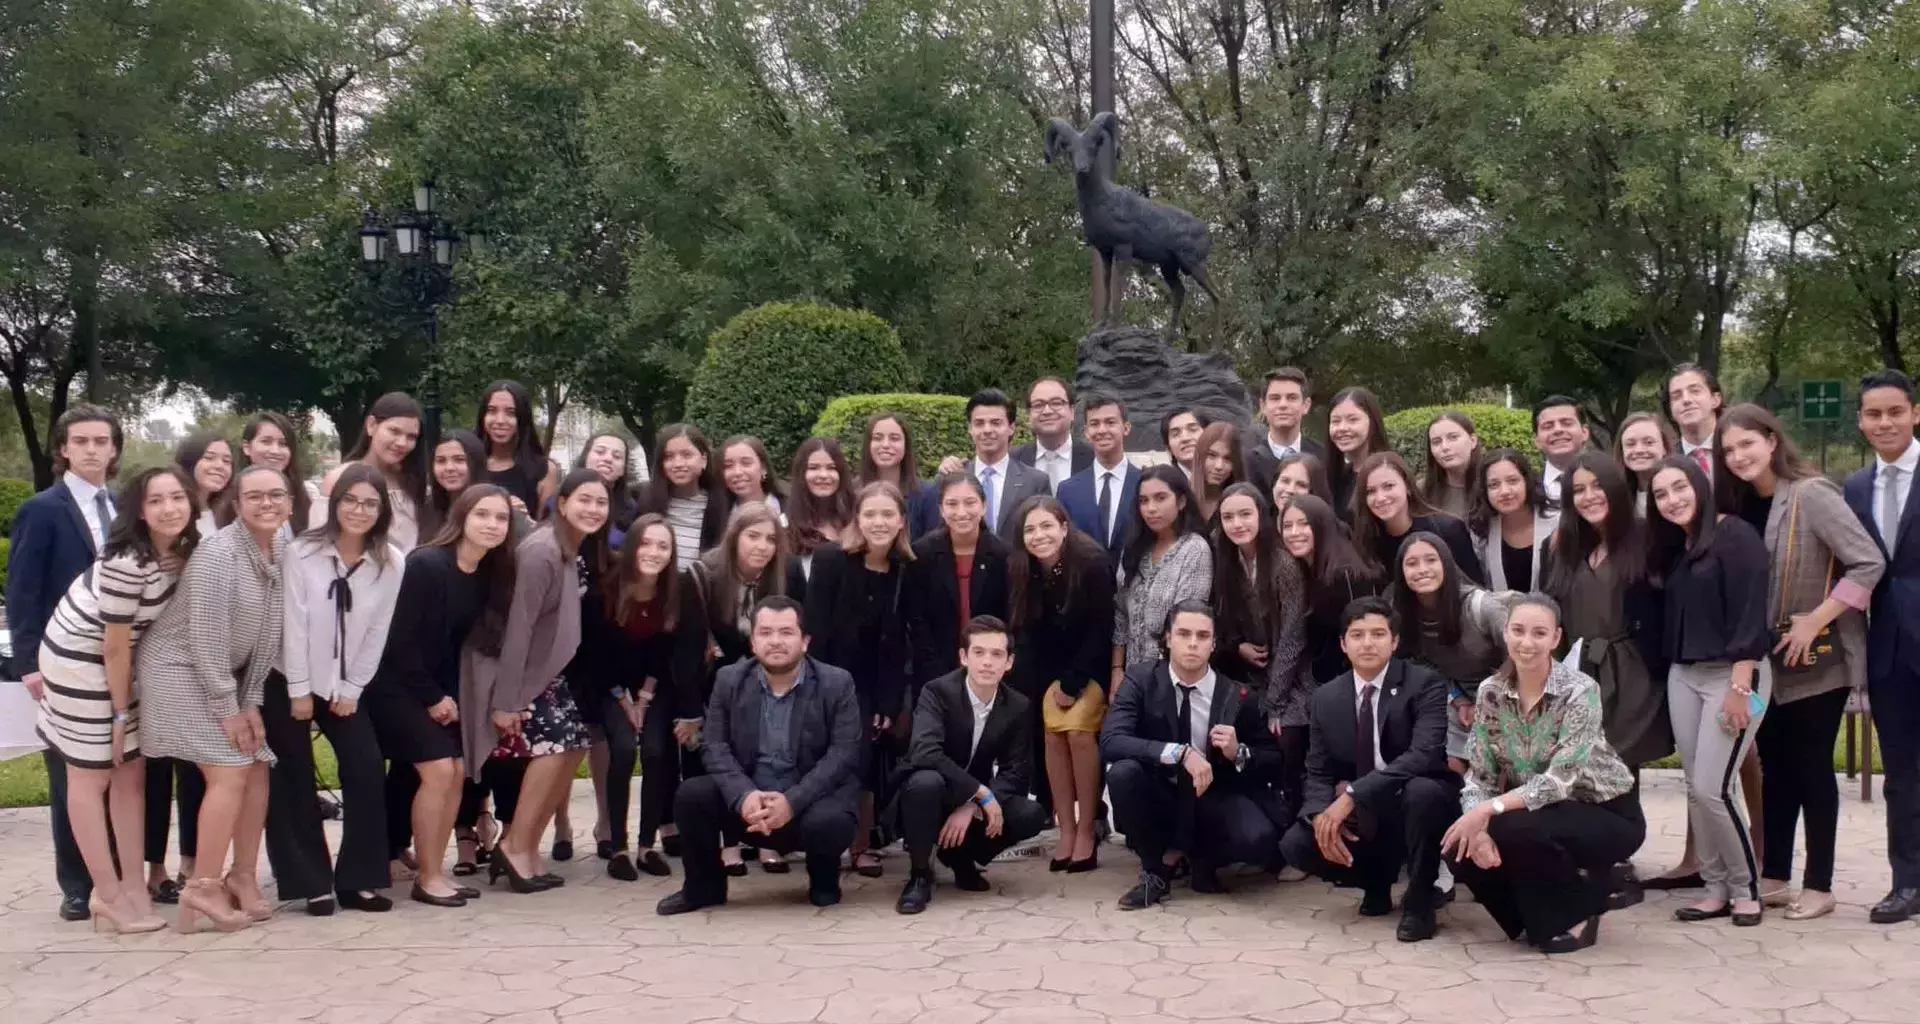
[
  {"xmin": 1043, "ymin": 118, "xmax": 1077, "ymax": 164},
  {"xmin": 1087, "ymin": 111, "xmax": 1121, "ymax": 165}
]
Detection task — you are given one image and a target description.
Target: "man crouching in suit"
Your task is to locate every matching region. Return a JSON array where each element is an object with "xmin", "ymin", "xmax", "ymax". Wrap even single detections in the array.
[
  {"xmin": 1279, "ymin": 595, "xmax": 1460, "ymax": 941},
  {"xmin": 1100, "ymin": 599, "xmax": 1286, "ymax": 910},
  {"xmin": 656, "ymin": 595, "xmax": 863, "ymax": 915},
  {"xmin": 894, "ymin": 615, "xmax": 1049, "ymax": 914}
]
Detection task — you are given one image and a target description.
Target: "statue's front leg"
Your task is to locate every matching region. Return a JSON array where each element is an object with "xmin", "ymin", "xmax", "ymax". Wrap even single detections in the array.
[{"xmin": 1107, "ymin": 245, "xmax": 1133, "ymax": 325}]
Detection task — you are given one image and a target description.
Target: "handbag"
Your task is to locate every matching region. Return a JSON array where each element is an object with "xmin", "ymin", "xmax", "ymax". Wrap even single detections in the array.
[{"xmin": 1770, "ymin": 485, "xmax": 1836, "ymax": 676}]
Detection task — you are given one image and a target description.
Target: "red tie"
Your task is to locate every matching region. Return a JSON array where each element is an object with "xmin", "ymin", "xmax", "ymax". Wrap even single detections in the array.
[{"xmin": 1692, "ymin": 447, "xmax": 1712, "ymax": 476}]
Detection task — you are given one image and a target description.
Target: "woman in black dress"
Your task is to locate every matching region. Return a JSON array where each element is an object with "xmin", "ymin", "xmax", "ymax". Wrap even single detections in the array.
[
  {"xmin": 804, "ymin": 482, "xmax": 916, "ymax": 878},
  {"xmin": 475, "ymin": 380, "xmax": 558, "ymax": 517},
  {"xmin": 362, "ymin": 484, "xmax": 516, "ymax": 908},
  {"xmin": 1351, "ymin": 451, "xmax": 1486, "ymax": 584}
]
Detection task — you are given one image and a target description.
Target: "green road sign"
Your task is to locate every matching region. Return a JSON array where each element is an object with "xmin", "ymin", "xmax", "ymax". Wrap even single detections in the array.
[{"xmin": 1802, "ymin": 380, "xmax": 1844, "ymax": 422}]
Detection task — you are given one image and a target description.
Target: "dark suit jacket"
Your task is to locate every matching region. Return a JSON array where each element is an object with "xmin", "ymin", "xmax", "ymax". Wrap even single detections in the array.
[
  {"xmin": 1846, "ymin": 462, "xmax": 1920, "ymax": 683},
  {"xmin": 1245, "ymin": 436, "xmax": 1329, "ymax": 498},
  {"xmin": 902, "ymin": 669, "xmax": 1032, "ymax": 806},
  {"xmin": 1299, "ymin": 659, "xmax": 1450, "ymax": 820},
  {"xmin": 907, "ymin": 529, "xmax": 1010, "ymax": 686},
  {"xmin": 967, "ymin": 456, "xmax": 1054, "ymax": 540},
  {"xmin": 701, "ymin": 656, "xmax": 863, "ymax": 816},
  {"xmin": 1058, "ymin": 461, "xmax": 1140, "ymax": 558},
  {"xmin": 5, "ymin": 481, "xmax": 102, "ymax": 678},
  {"xmin": 1014, "ymin": 437, "xmax": 1096, "ymax": 479},
  {"xmin": 1098, "ymin": 661, "xmax": 1283, "ymax": 794}
]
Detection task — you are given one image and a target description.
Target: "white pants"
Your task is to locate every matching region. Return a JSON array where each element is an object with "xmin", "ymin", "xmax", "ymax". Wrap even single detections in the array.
[{"xmin": 1668, "ymin": 660, "xmax": 1773, "ymax": 902}]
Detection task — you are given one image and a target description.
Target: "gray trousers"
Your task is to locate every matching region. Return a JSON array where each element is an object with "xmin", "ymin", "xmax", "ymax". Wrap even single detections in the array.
[{"xmin": 1668, "ymin": 660, "xmax": 1772, "ymax": 902}]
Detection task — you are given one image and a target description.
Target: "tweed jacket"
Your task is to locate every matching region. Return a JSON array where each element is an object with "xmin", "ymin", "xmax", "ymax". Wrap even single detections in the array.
[{"xmin": 1762, "ymin": 476, "xmax": 1885, "ymax": 703}]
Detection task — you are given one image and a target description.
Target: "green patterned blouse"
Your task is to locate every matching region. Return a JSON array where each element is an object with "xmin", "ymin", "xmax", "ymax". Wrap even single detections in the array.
[{"xmin": 1461, "ymin": 661, "xmax": 1634, "ymax": 813}]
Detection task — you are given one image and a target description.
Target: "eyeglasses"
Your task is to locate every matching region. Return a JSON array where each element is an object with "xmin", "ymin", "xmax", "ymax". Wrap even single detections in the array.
[
  {"xmin": 337, "ymin": 496, "xmax": 382, "ymax": 514},
  {"xmin": 240, "ymin": 490, "xmax": 290, "ymax": 506},
  {"xmin": 1029, "ymin": 398, "xmax": 1071, "ymax": 411}
]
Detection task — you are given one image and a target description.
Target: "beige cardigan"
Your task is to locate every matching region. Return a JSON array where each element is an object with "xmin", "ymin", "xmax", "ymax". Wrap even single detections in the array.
[
  {"xmin": 1763, "ymin": 477, "xmax": 1885, "ymax": 704},
  {"xmin": 459, "ymin": 525, "xmax": 582, "ymax": 777}
]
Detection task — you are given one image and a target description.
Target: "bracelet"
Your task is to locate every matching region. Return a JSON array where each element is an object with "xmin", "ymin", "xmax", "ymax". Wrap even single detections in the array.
[
  {"xmin": 111, "ymin": 709, "xmax": 130, "ymax": 726},
  {"xmin": 976, "ymin": 791, "xmax": 996, "ymax": 806}
]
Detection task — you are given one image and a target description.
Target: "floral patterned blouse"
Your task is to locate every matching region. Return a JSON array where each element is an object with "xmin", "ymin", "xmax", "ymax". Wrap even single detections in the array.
[{"xmin": 1461, "ymin": 660, "xmax": 1634, "ymax": 813}]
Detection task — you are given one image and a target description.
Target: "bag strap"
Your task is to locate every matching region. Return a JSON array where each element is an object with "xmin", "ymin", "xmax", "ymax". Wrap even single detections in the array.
[{"xmin": 1775, "ymin": 487, "xmax": 1799, "ymax": 624}]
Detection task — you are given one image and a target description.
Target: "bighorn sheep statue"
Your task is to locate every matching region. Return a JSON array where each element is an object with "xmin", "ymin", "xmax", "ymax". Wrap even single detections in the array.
[{"xmin": 1044, "ymin": 112, "xmax": 1220, "ymax": 342}]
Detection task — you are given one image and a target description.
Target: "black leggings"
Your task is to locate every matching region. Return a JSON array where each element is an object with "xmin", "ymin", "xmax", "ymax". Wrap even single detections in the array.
[
  {"xmin": 628, "ymin": 697, "xmax": 703, "ymax": 849},
  {"xmin": 1757, "ymin": 685, "xmax": 1849, "ymax": 892},
  {"xmin": 144, "ymin": 757, "xmax": 202, "ymax": 866}
]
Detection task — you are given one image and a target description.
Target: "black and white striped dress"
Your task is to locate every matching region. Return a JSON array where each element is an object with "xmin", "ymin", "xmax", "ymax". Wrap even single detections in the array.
[{"xmin": 35, "ymin": 554, "xmax": 180, "ymax": 768}]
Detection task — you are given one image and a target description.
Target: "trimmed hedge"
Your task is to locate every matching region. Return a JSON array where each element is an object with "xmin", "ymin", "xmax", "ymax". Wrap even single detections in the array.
[
  {"xmin": 812, "ymin": 394, "xmax": 1032, "ymax": 478},
  {"xmin": 1383, "ymin": 404, "xmax": 1540, "ymax": 475},
  {"xmin": 0, "ymin": 479, "xmax": 32, "ymax": 537},
  {"xmin": 684, "ymin": 302, "xmax": 918, "ymax": 463}
]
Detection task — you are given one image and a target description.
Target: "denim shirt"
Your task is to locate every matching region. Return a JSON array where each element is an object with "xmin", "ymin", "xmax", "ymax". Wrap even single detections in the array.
[{"xmin": 751, "ymin": 662, "xmax": 809, "ymax": 792}]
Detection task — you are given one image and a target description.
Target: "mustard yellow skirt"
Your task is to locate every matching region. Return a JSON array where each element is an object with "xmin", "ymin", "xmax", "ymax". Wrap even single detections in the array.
[{"xmin": 1042, "ymin": 680, "xmax": 1108, "ymax": 734}]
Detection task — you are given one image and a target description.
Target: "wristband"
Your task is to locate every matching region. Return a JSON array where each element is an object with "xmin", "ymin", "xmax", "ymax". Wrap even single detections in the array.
[{"xmin": 976, "ymin": 791, "xmax": 996, "ymax": 806}]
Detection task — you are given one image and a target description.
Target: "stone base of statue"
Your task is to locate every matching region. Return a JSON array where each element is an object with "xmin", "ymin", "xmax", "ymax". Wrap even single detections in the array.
[{"xmin": 1075, "ymin": 325, "xmax": 1250, "ymax": 451}]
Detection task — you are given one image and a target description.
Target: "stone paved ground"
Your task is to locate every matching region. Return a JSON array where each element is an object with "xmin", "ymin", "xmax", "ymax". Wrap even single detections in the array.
[{"xmin": 1, "ymin": 771, "xmax": 1915, "ymax": 1024}]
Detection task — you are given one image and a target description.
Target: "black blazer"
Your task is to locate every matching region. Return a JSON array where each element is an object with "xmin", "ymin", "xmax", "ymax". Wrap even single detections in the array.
[
  {"xmin": 1299, "ymin": 659, "xmax": 1451, "ymax": 820},
  {"xmin": 1661, "ymin": 517, "xmax": 1771, "ymax": 666},
  {"xmin": 1370, "ymin": 514, "xmax": 1486, "ymax": 585},
  {"xmin": 1846, "ymin": 461, "xmax": 1920, "ymax": 682},
  {"xmin": 1304, "ymin": 565, "xmax": 1385, "ymax": 684},
  {"xmin": 1011, "ymin": 552, "xmax": 1116, "ymax": 700},
  {"xmin": 582, "ymin": 570, "xmax": 711, "ymax": 719},
  {"xmin": 702, "ymin": 656, "xmax": 864, "ymax": 816},
  {"xmin": 907, "ymin": 529, "xmax": 1010, "ymax": 686},
  {"xmin": 5, "ymin": 481, "xmax": 102, "ymax": 678},
  {"xmin": 901, "ymin": 669, "xmax": 1032, "ymax": 806},
  {"xmin": 1014, "ymin": 437, "xmax": 1096, "ymax": 477},
  {"xmin": 1098, "ymin": 661, "xmax": 1283, "ymax": 794},
  {"xmin": 803, "ymin": 542, "xmax": 914, "ymax": 719},
  {"xmin": 1244, "ymin": 436, "xmax": 1328, "ymax": 498}
]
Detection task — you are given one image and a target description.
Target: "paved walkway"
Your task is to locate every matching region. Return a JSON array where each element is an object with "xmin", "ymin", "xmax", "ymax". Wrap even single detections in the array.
[{"xmin": 1, "ymin": 771, "xmax": 1914, "ymax": 1024}]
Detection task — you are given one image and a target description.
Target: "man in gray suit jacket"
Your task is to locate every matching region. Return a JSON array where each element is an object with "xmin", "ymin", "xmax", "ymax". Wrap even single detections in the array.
[
  {"xmin": 963, "ymin": 387, "xmax": 1053, "ymax": 540},
  {"xmin": 656, "ymin": 596, "xmax": 863, "ymax": 915}
]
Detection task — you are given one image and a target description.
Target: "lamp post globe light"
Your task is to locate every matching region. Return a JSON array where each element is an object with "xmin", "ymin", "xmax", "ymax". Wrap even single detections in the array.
[{"xmin": 357, "ymin": 180, "xmax": 467, "ymax": 468}]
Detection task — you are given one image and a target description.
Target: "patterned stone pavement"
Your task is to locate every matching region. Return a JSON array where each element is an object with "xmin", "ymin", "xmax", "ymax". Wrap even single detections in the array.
[{"xmin": 1, "ymin": 770, "xmax": 1914, "ymax": 1024}]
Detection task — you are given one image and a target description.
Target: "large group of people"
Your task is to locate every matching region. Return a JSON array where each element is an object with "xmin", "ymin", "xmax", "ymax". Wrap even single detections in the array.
[{"xmin": 9, "ymin": 362, "xmax": 1920, "ymax": 956}]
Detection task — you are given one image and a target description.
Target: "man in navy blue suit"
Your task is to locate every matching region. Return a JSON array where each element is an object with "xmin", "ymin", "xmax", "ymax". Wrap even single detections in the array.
[
  {"xmin": 1845, "ymin": 370, "xmax": 1920, "ymax": 924},
  {"xmin": 1057, "ymin": 392, "xmax": 1139, "ymax": 559},
  {"xmin": 1244, "ymin": 368, "xmax": 1328, "ymax": 497},
  {"xmin": 6, "ymin": 405, "xmax": 122, "ymax": 921}
]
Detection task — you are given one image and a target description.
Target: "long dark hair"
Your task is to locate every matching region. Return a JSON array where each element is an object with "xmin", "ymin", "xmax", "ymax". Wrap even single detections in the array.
[
  {"xmin": 175, "ymin": 431, "xmax": 236, "ymax": 529},
  {"xmin": 1647, "ymin": 455, "xmax": 1720, "ymax": 576},
  {"xmin": 574, "ymin": 431, "xmax": 638, "ymax": 529},
  {"xmin": 1389, "ymin": 530, "xmax": 1472, "ymax": 653},
  {"xmin": 1120, "ymin": 464, "xmax": 1205, "ymax": 583},
  {"xmin": 1006, "ymin": 494, "xmax": 1106, "ymax": 628},
  {"xmin": 1348, "ymin": 451, "xmax": 1444, "ymax": 566},
  {"xmin": 1544, "ymin": 451, "xmax": 1645, "ymax": 598},
  {"xmin": 1714, "ymin": 402, "xmax": 1816, "ymax": 513},
  {"xmin": 719, "ymin": 434, "xmax": 788, "ymax": 506},
  {"xmin": 104, "ymin": 466, "xmax": 201, "ymax": 565},
  {"xmin": 604, "ymin": 513, "xmax": 681, "ymax": 630},
  {"xmin": 1272, "ymin": 451, "xmax": 1335, "ymax": 510},
  {"xmin": 787, "ymin": 436, "xmax": 855, "ymax": 557},
  {"xmin": 474, "ymin": 380, "xmax": 548, "ymax": 484},
  {"xmin": 424, "ymin": 429, "xmax": 489, "ymax": 540},
  {"xmin": 344, "ymin": 391, "xmax": 428, "ymax": 516},
  {"xmin": 1281, "ymin": 493, "xmax": 1376, "ymax": 583},
  {"xmin": 422, "ymin": 483, "xmax": 518, "ymax": 656},
  {"xmin": 1468, "ymin": 447, "xmax": 1547, "ymax": 538},
  {"xmin": 553, "ymin": 466, "xmax": 615, "ymax": 584},
  {"xmin": 241, "ymin": 412, "xmax": 312, "ymax": 532},
  {"xmin": 1326, "ymin": 386, "xmax": 1391, "ymax": 505},
  {"xmin": 1422, "ymin": 411, "xmax": 1484, "ymax": 508},
  {"xmin": 303, "ymin": 462, "xmax": 395, "ymax": 569},
  {"xmin": 857, "ymin": 411, "xmax": 922, "ymax": 490},
  {"xmin": 1211, "ymin": 482, "xmax": 1279, "ymax": 644}
]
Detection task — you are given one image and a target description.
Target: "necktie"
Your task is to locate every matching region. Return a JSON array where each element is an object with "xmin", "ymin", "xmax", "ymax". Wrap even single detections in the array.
[
  {"xmin": 980, "ymin": 466, "xmax": 999, "ymax": 531},
  {"xmin": 1356, "ymin": 683, "xmax": 1376, "ymax": 773},
  {"xmin": 1097, "ymin": 471, "xmax": 1114, "ymax": 548},
  {"xmin": 1691, "ymin": 446, "xmax": 1712, "ymax": 476},
  {"xmin": 1177, "ymin": 684, "xmax": 1195, "ymax": 751},
  {"xmin": 92, "ymin": 491, "xmax": 112, "ymax": 548},
  {"xmin": 1883, "ymin": 464, "xmax": 1904, "ymax": 552}
]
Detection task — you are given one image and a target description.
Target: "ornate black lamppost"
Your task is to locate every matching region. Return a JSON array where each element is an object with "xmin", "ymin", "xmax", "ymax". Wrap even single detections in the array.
[{"xmin": 357, "ymin": 179, "xmax": 467, "ymax": 463}]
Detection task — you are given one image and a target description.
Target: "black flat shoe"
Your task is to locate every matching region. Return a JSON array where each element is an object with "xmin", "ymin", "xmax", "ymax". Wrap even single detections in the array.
[
  {"xmin": 306, "ymin": 896, "xmax": 336, "ymax": 917},
  {"xmin": 1359, "ymin": 889, "xmax": 1394, "ymax": 917},
  {"xmin": 149, "ymin": 878, "xmax": 181, "ymax": 905},
  {"xmin": 656, "ymin": 890, "xmax": 724, "ymax": 916},
  {"xmin": 1539, "ymin": 916, "xmax": 1600, "ymax": 954},
  {"xmin": 761, "ymin": 856, "xmax": 791, "ymax": 875},
  {"xmin": 851, "ymin": 855, "xmax": 883, "ymax": 878},
  {"xmin": 596, "ymin": 840, "xmax": 615, "ymax": 861},
  {"xmin": 1732, "ymin": 907, "xmax": 1763, "ymax": 927},
  {"xmin": 410, "ymin": 884, "xmax": 467, "ymax": 908},
  {"xmin": 1674, "ymin": 903, "xmax": 1732, "ymax": 922},
  {"xmin": 551, "ymin": 839, "xmax": 574, "ymax": 862},
  {"xmin": 660, "ymin": 833, "xmax": 683, "ymax": 858},
  {"xmin": 1643, "ymin": 871, "xmax": 1704, "ymax": 891},
  {"xmin": 725, "ymin": 861, "xmax": 748, "ymax": 877},
  {"xmin": 637, "ymin": 850, "xmax": 672, "ymax": 877},
  {"xmin": 609, "ymin": 853, "xmax": 640, "ymax": 881},
  {"xmin": 337, "ymin": 890, "xmax": 393, "ymax": 913},
  {"xmin": 453, "ymin": 884, "xmax": 482, "ymax": 900},
  {"xmin": 1066, "ymin": 853, "xmax": 1099, "ymax": 874},
  {"xmin": 1048, "ymin": 857, "xmax": 1072, "ymax": 872}
]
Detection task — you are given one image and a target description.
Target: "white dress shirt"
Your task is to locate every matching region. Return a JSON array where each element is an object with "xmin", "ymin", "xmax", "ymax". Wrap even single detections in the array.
[
  {"xmin": 1160, "ymin": 668, "xmax": 1216, "ymax": 763},
  {"xmin": 1093, "ymin": 460, "xmax": 1128, "ymax": 545},
  {"xmin": 282, "ymin": 538, "xmax": 409, "ymax": 701},
  {"xmin": 974, "ymin": 453, "xmax": 1012, "ymax": 529},
  {"xmin": 1034, "ymin": 439, "xmax": 1074, "ymax": 493},
  {"xmin": 966, "ymin": 680, "xmax": 995, "ymax": 759},
  {"xmin": 63, "ymin": 471, "xmax": 111, "ymax": 550},
  {"xmin": 1353, "ymin": 666, "xmax": 1388, "ymax": 772},
  {"xmin": 1875, "ymin": 438, "xmax": 1920, "ymax": 549},
  {"xmin": 1266, "ymin": 431, "xmax": 1303, "ymax": 460}
]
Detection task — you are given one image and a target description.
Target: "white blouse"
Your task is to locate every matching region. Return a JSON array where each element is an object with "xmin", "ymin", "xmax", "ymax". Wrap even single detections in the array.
[{"xmin": 282, "ymin": 537, "xmax": 407, "ymax": 701}]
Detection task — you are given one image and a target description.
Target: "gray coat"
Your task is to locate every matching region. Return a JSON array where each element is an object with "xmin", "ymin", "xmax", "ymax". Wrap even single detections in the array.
[{"xmin": 1763, "ymin": 477, "xmax": 1885, "ymax": 704}]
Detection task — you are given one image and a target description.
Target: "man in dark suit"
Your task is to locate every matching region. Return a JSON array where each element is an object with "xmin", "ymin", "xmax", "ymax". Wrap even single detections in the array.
[
  {"xmin": 1846, "ymin": 369, "xmax": 1920, "ymax": 924},
  {"xmin": 1244, "ymin": 368, "xmax": 1327, "ymax": 496},
  {"xmin": 6, "ymin": 405, "xmax": 121, "ymax": 922},
  {"xmin": 656, "ymin": 596, "xmax": 863, "ymax": 915},
  {"xmin": 1057, "ymin": 392, "xmax": 1139, "ymax": 559},
  {"xmin": 894, "ymin": 616, "xmax": 1048, "ymax": 913},
  {"xmin": 963, "ymin": 388, "xmax": 1053, "ymax": 540},
  {"xmin": 1279, "ymin": 596, "xmax": 1459, "ymax": 942},
  {"xmin": 1099, "ymin": 600, "xmax": 1285, "ymax": 909},
  {"xmin": 1012, "ymin": 377, "xmax": 1094, "ymax": 493}
]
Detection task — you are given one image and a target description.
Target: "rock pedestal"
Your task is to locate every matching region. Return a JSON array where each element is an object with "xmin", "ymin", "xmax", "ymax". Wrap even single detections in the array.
[{"xmin": 1074, "ymin": 326, "xmax": 1250, "ymax": 451}]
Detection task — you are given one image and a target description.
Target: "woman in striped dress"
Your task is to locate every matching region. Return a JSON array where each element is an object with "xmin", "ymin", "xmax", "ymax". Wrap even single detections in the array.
[
  {"xmin": 35, "ymin": 466, "xmax": 199, "ymax": 934},
  {"xmin": 138, "ymin": 464, "xmax": 291, "ymax": 932}
]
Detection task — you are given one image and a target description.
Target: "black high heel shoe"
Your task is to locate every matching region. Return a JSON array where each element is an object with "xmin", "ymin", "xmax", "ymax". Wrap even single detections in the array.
[
  {"xmin": 1049, "ymin": 856, "xmax": 1072, "ymax": 872},
  {"xmin": 490, "ymin": 848, "xmax": 544, "ymax": 894},
  {"xmin": 1066, "ymin": 852, "xmax": 1099, "ymax": 874},
  {"xmin": 1539, "ymin": 915, "xmax": 1600, "ymax": 954}
]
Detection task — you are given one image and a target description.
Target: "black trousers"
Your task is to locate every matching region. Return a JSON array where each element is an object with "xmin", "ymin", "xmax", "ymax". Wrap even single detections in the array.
[
  {"xmin": 1757, "ymin": 686, "xmax": 1849, "ymax": 891},
  {"xmin": 897, "ymin": 768, "xmax": 1048, "ymax": 873},
  {"xmin": 1108, "ymin": 758, "xmax": 1280, "ymax": 873},
  {"xmin": 144, "ymin": 756, "xmax": 202, "ymax": 866},
  {"xmin": 260, "ymin": 679, "xmax": 390, "ymax": 899},
  {"xmin": 629, "ymin": 698, "xmax": 703, "ymax": 849},
  {"xmin": 1450, "ymin": 793, "xmax": 1646, "ymax": 943},
  {"xmin": 1279, "ymin": 775, "xmax": 1461, "ymax": 910},
  {"xmin": 1277, "ymin": 726, "xmax": 1309, "ymax": 825},
  {"xmin": 1873, "ymin": 665, "xmax": 1920, "ymax": 890},
  {"xmin": 42, "ymin": 748, "xmax": 91, "ymax": 900},
  {"xmin": 675, "ymin": 773, "xmax": 856, "ymax": 902}
]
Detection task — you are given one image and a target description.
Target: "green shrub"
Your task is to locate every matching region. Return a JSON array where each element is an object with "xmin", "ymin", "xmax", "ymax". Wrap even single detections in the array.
[
  {"xmin": 813, "ymin": 394, "xmax": 1032, "ymax": 479},
  {"xmin": 1383, "ymin": 404, "xmax": 1540, "ymax": 476},
  {"xmin": 0, "ymin": 479, "xmax": 32, "ymax": 537},
  {"xmin": 683, "ymin": 302, "xmax": 918, "ymax": 464},
  {"xmin": 0, "ymin": 536, "xmax": 8, "ymax": 592}
]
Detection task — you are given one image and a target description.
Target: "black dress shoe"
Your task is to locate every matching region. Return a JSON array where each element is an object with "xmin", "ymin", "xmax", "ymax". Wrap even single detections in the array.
[
  {"xmin": 1066, "ymin": 852, "xmax": 1099, "ymax": 874},
  {"xmin": 760, "ymin": 855, "xmax": 791, "ymax": 874},
  {"xmin": 1396, "ymin": 907, "xmax": 1438, "ymax": 942},
  {"xmin": 608, "ymin": 853, "xmax": 640, "ymax": 882},
  {"xmin": 1539, "ymin": 916, "xmax": 1600, "ymax": 954},
  {"xmin": 809, "ymin": 882, "xmax": 842, "ymax": 908},
  {"xmin": 1359, "ymin": 888, "xmax": 1394, "ymax": 917},
  {"xmin": 1642, "ymin": 871, "xmax": 1704, "ymax": 891},
  {"xmin": 896, "ymin": 872, "xmax": 934, "ymax": 915},
  {"xmin": 1872, "ymin": 887, "xmax": 1920, "ymax": 924},
  {"xmin": 58, "ymin": 894, "xmax": 90, "ymax": 921},
  {"xmin": 1674, "ymin": 903, "xmax": 1732, "ymax": 922},
  {"xmin": 656, "ymin": 890, "xmax": 724, "ymax": 916},
  {"xmin": 1189, "ymin": 865, "xmax": 1226, "ymax": 894},
  {"xmin": 596, "ymin": 840, "xmax": 615, "ymax": 861},
  {"xmin": 551, "ymin": 839, "xmax": 574, "ymax": 862},
  {"xmin": 941, "ymin": 854, "xmax": 989, "ymax": 892},
  {"xmin": 410, "ymin": 884, "xmax": 467, "ymax": 908},
  {"xmin": 724, "ymin": 861, "xmax": 749, "ymax": 877},
  {"xmin": 306, "ymin": 896, "xmax": 337, "ymax": 917},
  {"xmin": 1432, "ymin": 886, "xmax": 1456, "ymax": 907},
  {"xmin": 337, "ymin": 890, "xmax": 394, "ymax": 913},
  {"xmin": 1118, "ymin": 870, "xmax": 1172, "ymax": 911},
  {"xmin": 637, "ymin": 850, "xmax": 672, "ymax": 877},
  {"xmin": 1048, "ymin": 856, "xmax": 1072, "ymax": 872}
]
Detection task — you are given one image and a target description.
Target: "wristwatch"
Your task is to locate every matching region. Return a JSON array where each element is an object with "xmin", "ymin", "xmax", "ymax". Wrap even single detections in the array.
[{"xmin": 1489, "ymin": 796, "xmax": 1508, "ymax": 816}]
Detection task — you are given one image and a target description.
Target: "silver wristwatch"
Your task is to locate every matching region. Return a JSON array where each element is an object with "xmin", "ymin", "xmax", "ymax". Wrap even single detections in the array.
[{"xmin": 1489, "ymin": 796, "xmax": 1507, "ymax": 816}]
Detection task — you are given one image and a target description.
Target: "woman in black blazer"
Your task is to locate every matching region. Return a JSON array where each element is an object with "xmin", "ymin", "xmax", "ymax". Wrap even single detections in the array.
[
  {"xmin": 1350, "ymin": 451, "xmax": 1486, "ymax": 584},
  {"xmin": 803, "ymin": 481, "xmax": 917, "ymax": 878},
  {"xmin": 908, "ymin": 471, "xmax": 1010, "ymax": 689},
  {"xmin": 1279, "ymin": 494, "xmax": 1386, "ymax": 686}
]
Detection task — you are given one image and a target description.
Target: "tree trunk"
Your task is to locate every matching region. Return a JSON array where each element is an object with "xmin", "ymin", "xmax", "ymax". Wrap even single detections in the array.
[
  {"xmin": 74, "ymin": 261, "xmax": 103, "ymax": 403},
  {"xmin": 1880, "ymin": 290, "xmax": 1904, "ymax": 373}
]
